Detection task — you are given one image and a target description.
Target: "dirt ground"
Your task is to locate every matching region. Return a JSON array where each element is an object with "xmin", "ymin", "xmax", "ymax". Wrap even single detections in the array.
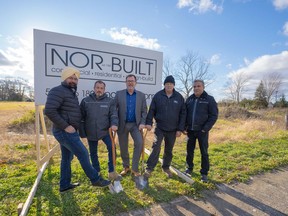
[{"xmin": 118, "ymin": 166, "xmax": 288, "ymax": 216}]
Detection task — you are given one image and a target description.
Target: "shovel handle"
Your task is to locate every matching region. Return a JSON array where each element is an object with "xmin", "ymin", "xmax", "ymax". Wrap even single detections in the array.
[
  {"xmin": 141, "ymin": 128, "xmax": 148, "ymax": 171},
  {"xmin": 109, "ymin": 128, "xmax": 116, "ymax": 167}
]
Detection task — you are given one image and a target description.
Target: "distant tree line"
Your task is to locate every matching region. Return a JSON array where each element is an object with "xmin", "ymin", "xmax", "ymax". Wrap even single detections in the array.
[
  {"xmin": 223, "ymin": 71, "xmax": 287, "ymax": 109},
  {"xmin": 162, "ymin": 50, "xmax": 286, "ymax": 109},
  {"xmin": 0, "ymin": 77, "xmax": 34, "ymax": 101}
]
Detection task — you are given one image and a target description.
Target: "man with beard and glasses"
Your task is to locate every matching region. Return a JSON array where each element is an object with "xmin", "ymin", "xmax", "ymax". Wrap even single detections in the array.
[
  {"xmin": 45, "ymin": 67, "xmax": 111, "ymax": 193},
  {"xmin": 114, "ymin": 74, "xmax": 147, "ymax": 178},
  {"xmin": 80, "ymin": 80, "xmax": 121, "ymax": 181}
]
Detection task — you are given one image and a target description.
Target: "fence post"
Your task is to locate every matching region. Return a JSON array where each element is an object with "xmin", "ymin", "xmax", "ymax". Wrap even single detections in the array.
[{"xmin": 285, "ymin": 113, "xmax": 288, "ymax": 130}]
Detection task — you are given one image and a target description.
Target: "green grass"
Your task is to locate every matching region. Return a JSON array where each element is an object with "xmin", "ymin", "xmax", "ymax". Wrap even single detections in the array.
[{"xmin": 1, "ymin": 131, "xmax": 288, "ymax": 215}]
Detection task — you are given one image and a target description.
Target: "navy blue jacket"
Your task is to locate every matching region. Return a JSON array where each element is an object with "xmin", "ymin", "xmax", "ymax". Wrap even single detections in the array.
[
  {"xmin": 185, "ymin": 91, "xmax": 218, "ymax": 132},
  {"xmin": 146, "ymin": 89, "xmax": 186, "ymax": 132},
  {"xmin": 45, "ymin": 82, "xmax": 82, "ymax": 130}
]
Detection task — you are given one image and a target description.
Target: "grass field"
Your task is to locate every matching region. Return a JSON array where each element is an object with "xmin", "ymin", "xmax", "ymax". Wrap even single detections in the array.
[{"xmin": 0, "ymin": 102, "xmax": 288, "ymax": 215}]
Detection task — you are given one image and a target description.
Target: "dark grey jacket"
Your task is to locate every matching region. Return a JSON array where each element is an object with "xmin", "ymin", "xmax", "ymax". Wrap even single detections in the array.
[
  {"xmin": 185, "ymin": 91, "xmax": 218, "ymax": 132},
  {"xmin": 146, "ymin": 89, "xmax": 186, "ymax": 132},
  {"xmin": 80, "ymin": 93, "xmax": 118, "ymax": 141},
  {"xmin": 45, "ymin": 82, "xmax": 81, "ymax": 130},
  {"xmin": 114, "ymin": 89, "xmax": 147, "ymax": 133}
]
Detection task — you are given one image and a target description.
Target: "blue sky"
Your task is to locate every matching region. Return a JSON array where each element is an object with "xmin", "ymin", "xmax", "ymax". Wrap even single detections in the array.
[{"xmin": 0, "ymin": 0, "xmax": 288, "ymax": 101}]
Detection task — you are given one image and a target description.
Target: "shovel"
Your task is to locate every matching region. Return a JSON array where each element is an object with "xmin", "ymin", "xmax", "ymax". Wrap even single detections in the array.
[
  {"xmin": 134, "ymin": 128, "xmax": 149, "ymax": 190},
  {"xmin": 108, "ymin": 128, "xmax": 123, "ymax": 193}
]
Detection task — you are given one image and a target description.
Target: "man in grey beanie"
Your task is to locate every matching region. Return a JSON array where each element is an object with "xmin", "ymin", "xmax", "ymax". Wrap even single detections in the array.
[{"xmin": 144, "ymin": 75, "xmax": 186, "ymax": 178}]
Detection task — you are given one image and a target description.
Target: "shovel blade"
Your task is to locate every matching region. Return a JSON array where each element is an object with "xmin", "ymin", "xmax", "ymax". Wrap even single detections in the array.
[
  {"xmin": 135, "ymin": 176, "xmax": 149, "ymax": 190},
  {"xmin": 109, "ymin": 180, "xmax": 123, "ymax": 194}
]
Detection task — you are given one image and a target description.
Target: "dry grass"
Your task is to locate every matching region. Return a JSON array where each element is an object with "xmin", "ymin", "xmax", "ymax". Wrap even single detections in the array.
[
  {"xmin": 0, "ymin": 102, "xmax": 38, "ymax": 164},
  {"xmin": 1, "ymin": 102, "xmax": 287, "ymax": 165}
]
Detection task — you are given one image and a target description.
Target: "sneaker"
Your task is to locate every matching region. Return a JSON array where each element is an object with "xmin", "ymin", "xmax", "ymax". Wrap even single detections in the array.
[
  {"xmin": 92, "ymin": 177, "xmax": 111, "ymax": 187},
  {"xmin": 120, "ymin": 167, "xmax": 131, "ymax": 176},
  {"xmin": 144, "ymin": 169, "xmax": 152, "ymax": 178},
  {"xmin": 162, "ymin": 168, "xmax": 173, "ymax": 178},
  {"xmin": 59, "ymin": 182, "xmax": 80, "ymax": 192},
  {"xmin": 108, "ymin": 171, "xmax": 122, "ymax": 181},
  {"xmin": 185, "ymin": 169, "xmax": 192, "ymax": 176},
  {"xmin": 201, "ymin": 174, "xmax": 208, "ymax": 183}
]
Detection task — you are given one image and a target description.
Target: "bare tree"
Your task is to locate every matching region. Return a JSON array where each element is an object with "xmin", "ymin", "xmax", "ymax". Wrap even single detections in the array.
[
  {"xmin": 226, "ymin": 71, "xmax": 250, "ymax": 104},
  {"xmin": 262, "ymin": 72, "xmax": 282, "ymax": 103},
  {"xmin": 162, "ymin": 57, "xmax": 175, "ymax": 82},
  {"xmin": 0, "ymin": 76, "xmax": 33, "ymax": 101},
  {"xmin": 172, "ymin": 51, "xmax": 213, "ymax": 99}
]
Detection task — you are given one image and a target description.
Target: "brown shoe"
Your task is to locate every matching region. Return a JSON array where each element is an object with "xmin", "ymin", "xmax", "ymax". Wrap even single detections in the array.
[
  {"xmin": 108, "ymin": 171, "xmax": 122, "ymax": 181},
  {"xmin": 120, "ymin": 167, "xmax": 131, "ymax": 176},
  {"xmin": 144, "ymin": 169, "xmax": 152, "ymax": 178},
  {"xmin": 163, "ymin": 169, "xmax": 173, "ymax": 178},
  {"xmin": 131, "ymin": 170, "xmax": 141, "ymax": 177}
]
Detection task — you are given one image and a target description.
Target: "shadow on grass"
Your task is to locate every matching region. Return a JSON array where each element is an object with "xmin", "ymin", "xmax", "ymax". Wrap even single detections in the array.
[
  {"xmin": 35, "ymin": 165, "xmax": 82, "ymax": 216},
  {"xmin": 91, "ymin": 190, "xmax": 144, "ymax": 216}
]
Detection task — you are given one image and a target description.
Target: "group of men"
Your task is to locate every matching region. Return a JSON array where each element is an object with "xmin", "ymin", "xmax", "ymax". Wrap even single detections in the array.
[{"xmin": 45, "ymin": 67, "xmax": 218, "ymax": 192}]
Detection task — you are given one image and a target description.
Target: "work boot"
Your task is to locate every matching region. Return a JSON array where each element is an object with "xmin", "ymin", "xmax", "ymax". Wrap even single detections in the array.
[
  {"xmin": 201, "ymin": 174, "xmax": 208, "ymax": 183},
  {"xmin": 162, "ymin": 168, "xmax": 173, "ymax": 178},
  {"xmin": 120, "ymin": 167, "xmax": 131, "ymax": 176},
  {"xmin": 59, "ymin": 182, "xmax": 80, "ymax": 193},
  {"xmin": 131, "ymin": 170, "xmax": 141, "ymax": 177},
  {"xmin": 92, "ymin": 177, "xmax": 111, "ymax": 187},
  {"xmin": 108, "ymin": 171, "xmax": 122, "ymax": 181},
  {"xmin": 185, "ymin": 169, "xmax": 192, "ymax": 176}
]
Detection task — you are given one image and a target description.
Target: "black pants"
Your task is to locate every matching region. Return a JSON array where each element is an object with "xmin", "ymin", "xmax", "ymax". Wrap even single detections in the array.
[
  {"xmin": 186, "ymin": 130, "xmax": 209, "ymax": 175},
  {"xmin": 146, "ymin": 128, "xmax": 176, "ymax": 171}
]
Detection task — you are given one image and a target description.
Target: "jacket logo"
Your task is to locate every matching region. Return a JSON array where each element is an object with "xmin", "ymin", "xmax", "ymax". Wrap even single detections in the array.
[
  {"xmin": 100, "ymin": 105, "xmax": 108, "ymax": 108},
  {"xmin": 173, "ymin": 100, "xmax": 178, "ymax": 104}
]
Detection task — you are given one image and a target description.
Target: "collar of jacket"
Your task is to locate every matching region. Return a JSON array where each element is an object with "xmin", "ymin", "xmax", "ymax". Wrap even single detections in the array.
[
  {"xmin": 192, "ymin": 90, "xmax": 208, "ymax": 99},
  {"xmin": 161, "ymin": 88, "xmax": 175, "ymax": 97}
]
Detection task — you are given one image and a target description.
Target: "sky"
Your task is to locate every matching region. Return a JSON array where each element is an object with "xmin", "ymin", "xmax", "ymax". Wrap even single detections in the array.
[{"xmin": 0, "ymin": 0, "xmax": 288, "ymax": 102}]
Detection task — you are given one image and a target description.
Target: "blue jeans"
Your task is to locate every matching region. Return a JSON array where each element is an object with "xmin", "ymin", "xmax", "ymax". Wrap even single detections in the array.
[
  {"xmin": 88, "ymin": 134, "xmax": 114, "ymax": 173},
  {"xmin": 52, "ymin": 128, "xmax": 100, "ymax": 190}
]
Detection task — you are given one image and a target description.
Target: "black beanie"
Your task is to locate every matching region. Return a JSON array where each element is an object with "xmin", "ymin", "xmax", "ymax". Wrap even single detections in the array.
[{"xmin": 164, "ymin": 75, "xmax": 175, "ymax": 85}]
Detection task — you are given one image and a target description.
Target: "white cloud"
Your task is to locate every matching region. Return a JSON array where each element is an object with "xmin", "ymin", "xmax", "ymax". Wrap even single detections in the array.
[
  {"xmin": 283, "ymin": 21, "xmax": 288, "ymax": 36},
  {"xmin": 272, "ymin": 0, "xmax": 288, "ymax": 10},
  {"xmin": 243, "ymin": 57, "xmax": 250, "ymax": 66},
  {"xmin": 210, "ymin": 53, "xmax": 221, "ymax": 64},
  {"xmin": 227, "ymin": 51, "xmax": 288, "ymax": 98},
  {"xmin": 0, "ymin": 36, "xmax": 33, "ymax": 85},
  {"xmin": 177, "ymin": 0, "xmax": 223, "ymax": 14},
  {"xmin": 104, "ymin": 27, "xmax": 161, "ymax": 50}
]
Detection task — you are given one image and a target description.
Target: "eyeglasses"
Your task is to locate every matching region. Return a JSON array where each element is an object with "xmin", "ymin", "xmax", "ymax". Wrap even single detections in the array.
[
  {"xmin": 193, "ymin": 85, "xmax": 202, "ymax": 88},
  {"xmin": 126, "ymin": 80, "xmax": 136, "ymax": 83}
]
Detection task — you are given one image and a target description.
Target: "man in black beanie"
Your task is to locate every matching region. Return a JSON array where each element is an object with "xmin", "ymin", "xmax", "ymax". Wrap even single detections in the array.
[{"xmin": 144, "ymin": 75, "xmax": 186, "ymax": 178}]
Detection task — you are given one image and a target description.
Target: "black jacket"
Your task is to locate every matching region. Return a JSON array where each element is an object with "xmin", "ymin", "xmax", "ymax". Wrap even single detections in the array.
[
  {"xmin": 185, "ymin": 91, "xmax": 218, "ymax": 132},
  {"xmin": 45, "ymin": 82, "xmax": 82, "ymax": 130},
  {"xmin": 146, "ymin": 89, "xmax": 186, "ymax": 132},
  {"xmin": 80, "ymin": 93, "xmax": 118, "ymax": 141}
]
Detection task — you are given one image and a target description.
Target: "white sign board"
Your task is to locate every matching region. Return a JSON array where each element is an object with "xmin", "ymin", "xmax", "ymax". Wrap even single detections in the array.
[{"xmin": 34, "ymin": 29, "xmax": 163, "ymax": 105}]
